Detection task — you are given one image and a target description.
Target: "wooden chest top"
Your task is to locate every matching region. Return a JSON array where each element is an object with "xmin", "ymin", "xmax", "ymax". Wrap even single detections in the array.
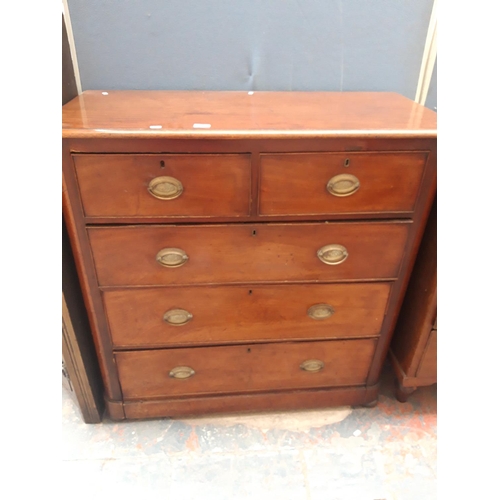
[{"xmin": 62, "ymin": 91, "xmax": 437, "ymax": 139}]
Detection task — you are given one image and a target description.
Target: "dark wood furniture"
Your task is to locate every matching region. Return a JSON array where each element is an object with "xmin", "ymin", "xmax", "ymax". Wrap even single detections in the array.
[
  {"xmin": 390, "ymin": 199, "xmax": 437, "ymax": 401},
  {"xmin": 62, "ymin": 91, "xmax": 436, "ymax": 420}
]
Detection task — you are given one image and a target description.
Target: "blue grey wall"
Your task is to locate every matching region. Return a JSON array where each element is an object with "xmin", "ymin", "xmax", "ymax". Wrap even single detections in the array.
[{"xmin": 68, "ymin": 0, "xmax": 434, "ymax": 99}]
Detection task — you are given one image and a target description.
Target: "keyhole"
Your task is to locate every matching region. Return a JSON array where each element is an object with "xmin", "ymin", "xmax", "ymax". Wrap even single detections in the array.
[
  {"xmin": 247, "ymin": 348, "xmax": 251, "ymax": 353},
  {"xmin": 344, "ymin": 158, "xmax": 350, "ymax": 168},
  {"xmin": 252, "ymin": 230, "xmax": 257, "ymax": 236},
  {"xmin": 160, "ymin": 160, "xmax": 165, "ymax": 168},
  {"xmin": 248, "ymin": 290, "xmax": 253, "ymax": 295}
]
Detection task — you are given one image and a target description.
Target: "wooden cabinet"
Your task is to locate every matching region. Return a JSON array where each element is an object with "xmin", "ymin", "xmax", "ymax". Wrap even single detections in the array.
[
  {"xmin": 62, "ymin": 91, "xmax": 436, "ymax": 420},
  {"xmin": 390, "ymin": 199, "xmax": 437, "ymax": 401}
]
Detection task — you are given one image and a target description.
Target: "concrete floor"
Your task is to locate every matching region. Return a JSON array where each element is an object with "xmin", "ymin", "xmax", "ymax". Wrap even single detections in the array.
[{"xmin": 62, "ymin": 362, "xmax": 436, "ymax": 500}]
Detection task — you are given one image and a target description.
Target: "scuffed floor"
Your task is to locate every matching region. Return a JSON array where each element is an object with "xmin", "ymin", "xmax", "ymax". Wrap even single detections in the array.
[{"xmin": 62, "ymin": 361, "xmax": 436, "ymax": 499}]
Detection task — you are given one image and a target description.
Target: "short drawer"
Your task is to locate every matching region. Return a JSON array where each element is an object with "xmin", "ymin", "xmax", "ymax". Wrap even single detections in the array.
[
  {"xmin": 73, "ymin": 154, "xmax": 251, "ymax": 218},
  {"xmin": 88, "ymin": 222, "xmax": 410, "ymax": 286},
  {"xmin": 115, "ymin": 339, "xmax": 377, "ymax": 399},
  {"xmin": 104, "ymin": 283, "xmax": 391, "ymax": 348},
  {"xmin": 259, "ymin": 152, "xmax": 427, "ymax": 216}
]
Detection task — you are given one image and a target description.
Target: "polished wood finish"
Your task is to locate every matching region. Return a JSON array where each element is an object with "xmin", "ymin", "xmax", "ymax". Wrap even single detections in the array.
[
  {"xmin": 116, "ymin": 339, "xmax": 377, "ymax": 399},
  {"xmin": 62, "ymin": 91, "xmax": 436, "ymax": 420},
  {"xmin": 390, "ymin": 198, "xmax": 437, "ymax": 400},
  {"xmin": 89, "ymin": 222, "xmax": 410, "ymax": 286},
  {"xmin": 62, "ymin": 91, "xmax": 437, "ymax": 139},
  {"xmin": 104, "ymin": 283, "xmax": 391, "ymax": 348},
  {"xmin": 260, "ymin": 152, "xmax": 427, "ymax": 216},
  {"xmin": 74, "ymin": 154, "xmax": 251, "ymax": 218},
  {"xmin": 69, "ymin": 136, "xmax": 434, "ymax": 225}
]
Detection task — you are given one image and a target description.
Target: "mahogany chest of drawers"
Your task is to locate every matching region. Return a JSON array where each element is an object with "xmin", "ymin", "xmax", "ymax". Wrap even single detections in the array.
[{"xmin": 62, "ymin": 91, "xmax": 437, "ymax": 420}]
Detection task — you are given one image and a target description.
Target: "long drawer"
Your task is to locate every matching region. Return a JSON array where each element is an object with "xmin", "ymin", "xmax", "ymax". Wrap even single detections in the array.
[
  {"xmin": 115, "ymin": 339, "xmax": 377, "ymax": 399},
  {"xmin": 260, "ymin": 152, "xmax": 427, "ymax": 216},
  {"xmin": 89, "ymin": 222, "xmax": 410, "ymax": 286},
  {"xmin": 104, "ymin": 282, "xmax": 391, "ymax": 348},
  {"xmin": 73, "ymin": 153, "xmax": 252, "ymax": 218}
]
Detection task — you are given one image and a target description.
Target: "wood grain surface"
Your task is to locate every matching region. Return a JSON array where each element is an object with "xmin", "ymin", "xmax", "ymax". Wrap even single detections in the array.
[
  {"xmin": 103, "ymin": 282, "xmax": 391, "ymax": 348},
  {"xmin": 115, "ymin": 339, "xmax": 377, "ymax": 399},
  {"xmin": 62, "ymin": 91, "xmax": 437, "ymax": 139},
  {"xmin": 88, "ymin": 222, "xmax": 410, "ymax": 286}
]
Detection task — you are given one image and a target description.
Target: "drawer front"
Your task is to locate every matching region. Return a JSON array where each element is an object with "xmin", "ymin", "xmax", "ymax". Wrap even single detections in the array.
[
  {"xmin": 104, "ymin": 283, "xmax": 391, "ymax": 347},
  {"xmin": 73, "ymin": 154, "xmax": 251, "ymax": 218},
  {"xmin": 260, "ymin": 152, "xmax": 427, "ymax": 216},
  {"xmin": 89, "ymin": 222, "xmax": 409, "ymax": 286},
  {"xmin": 115, "ymin": 339, "xmax": 377, "ymax": 399}
]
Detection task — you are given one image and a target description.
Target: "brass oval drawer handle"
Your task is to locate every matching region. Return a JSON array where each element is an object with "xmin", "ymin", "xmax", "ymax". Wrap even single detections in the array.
[
  {"xmin": 300, "ymin": 359, "xmax": 325, "ymax": 373},
  {"xmin": 163, "ymin": 308, "xmax": 193, "ymax": 326},
  {"xmin": 307, "ymin": 304, "xmax": 335, "ymax": 320},
  {"xmin": 169, "ymin": 366, "xmax": 195, "ymax": 379},
  {"xmin": 327, "ymin": 173, "xmax": 360, "ymax": 197},
  {"xmin": 317, "ymin": 244, "xmax": 348, "ymax": 265},
  {"xmin": 148, "ymin": 176, "xmax": 184, "ymax": 200},
  {"xmin": 156, "ymin": 248, "xmax": 189, "ymax": 268}
]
